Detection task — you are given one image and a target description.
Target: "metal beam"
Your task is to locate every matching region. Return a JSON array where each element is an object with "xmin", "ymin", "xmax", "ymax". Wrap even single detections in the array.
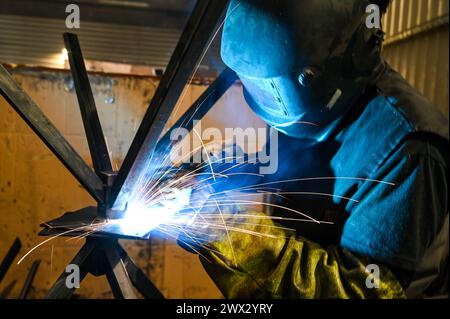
[
  {"xmin": 117, "ymin": 245, "xmax": 164, "ymax": 299},
  {"xmin": 63, "ymin": 32, "xmax": 112, "ymax": 176},
  {"xmin": 103, "ymin": 241, "xmax": 137, "ymax": 299},
  {"xmin": 0, "ymin": 65, "xmax": 105, "ymax": 204},
  {"xmin": 0, "ymin": 0, "xmax": 194, "ymax": 29},
  {"xmin": 111, "ymin": 0, "xmax": 229, "ymax": 210},
  {"xmin": 155, "ymin": 67, "xmax": 237, "ymax": 156},
  {"xmin": 0, "ymin": 238, "xmax": 21, "ymax": 283},
  {"xmin": 45, "ymin": 240, "xmax": 94, "ymax": 299},
  {"xmin": 19, "ymin": 259, "xmax": 40, "ymax": 299}
]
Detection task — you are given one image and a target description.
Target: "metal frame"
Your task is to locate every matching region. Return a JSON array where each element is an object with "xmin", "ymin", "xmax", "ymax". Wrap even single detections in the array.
[
  {"xmin": 63, "ymin": 33, "xmax": 113, "ymax": 177},
  {"xmin": 19, "ymin": 259, "xmax": 40, "ymax": 299},
  {"xmin": 0, "ymin": 238, "xmax": 21, "ymax": 284},
  {"xmin": 110, "ymin": 0, "xmax": 229, "ymax": 211},
  {"xmin": 0, "ymin": 65, "xmax": 105, "ymax": 204},
  {"xmin": 45, "ymin": 237, "xmax": 163, "ymax": 299},
  {"xmin": 155, "ymin": 67, "xmax": 237, "ymax": 156},
  {"xmin": 0, "ymin": 0, "xmax": 235, "ymax": 299},
  {"xmin": 0, "ymin": 238, "xmax": 41, "ymax": 299}
]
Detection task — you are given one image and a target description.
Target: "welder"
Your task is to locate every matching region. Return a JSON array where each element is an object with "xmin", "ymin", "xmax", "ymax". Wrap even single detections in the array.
[{"xmin": 178, "ymin": 0, "xmax": 449, "ymax": 298}]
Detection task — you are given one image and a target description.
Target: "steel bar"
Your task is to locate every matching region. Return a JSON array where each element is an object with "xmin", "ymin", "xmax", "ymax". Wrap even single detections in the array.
[
  {"xmin": 19, "ymin": 259, "xmax": 41, "ymax": 299},
  {"xmin": 45, "ymin": 240, "xmax": 95, "ymax": 299},
  {"xmin": 0, "ymin": 280, "xmax": 17, "ymax": 299},
  {"xmin": 63, "ymin": 33, "xmax": 113, "ymax": 176},
  {"xmin": 155, "ymin": 67, "xmax": 237, "ymax": 156},
  {"xmin": 103, "ymin": 241, "xmax": 137, "ymax": 299},
  {"xmin": 117, "ymin": 245, "xmax": 164, "ymax": 299},
  {"xmin": 111, "ymin": 0, "xmax": 229, "ymax": 210},
  {"xmin": 0, "ymin": 65, "xmax": 105, "ymax": 204},
  {"xmin": 0, "ymin": 238, "xmax": 21, "ymax": 283}
]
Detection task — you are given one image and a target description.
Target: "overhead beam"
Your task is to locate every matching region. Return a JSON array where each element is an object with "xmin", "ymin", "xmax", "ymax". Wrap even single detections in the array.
[{"xmin": 0, "ymin": 0, "xmax": 194, "ymax": 29}]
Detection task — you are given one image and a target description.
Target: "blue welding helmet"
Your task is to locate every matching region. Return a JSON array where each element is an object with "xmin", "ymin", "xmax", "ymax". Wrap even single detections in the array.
[{"xmin": 221, "ymin": 0, "xmax": 385, "ymax": 142}]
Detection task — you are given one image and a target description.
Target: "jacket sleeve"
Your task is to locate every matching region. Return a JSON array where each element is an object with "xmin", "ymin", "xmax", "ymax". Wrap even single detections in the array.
[
  {"xmin": 199, "ymin": 212, "xmax": 405, "ymax": 299},
  {"xmin": 341, "ymin": 137, "xmax": 449, "ymax": 271}
]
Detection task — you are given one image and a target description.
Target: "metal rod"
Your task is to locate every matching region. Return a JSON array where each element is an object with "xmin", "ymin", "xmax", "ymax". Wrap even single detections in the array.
[
  {"xmin": 0, "ymin": 279, "xmax": 17, "ymax": 299},
  {"xmin": 0, "ymin": 238, "xmax": 21, "ymax": 283},
  {"xmin": 154, "ymin": 67, "xmax": 237, "ymax": 156},
  {"xmin": 19, "ymin": 259, "xmax": 41, "ymax": 299},
  {"xmin": 117, "ymin": 244, "xmax": 164, "ymax": 299},
  {"xmin": 63, "ymin": 33, "xmax": 113, "ymax": 176},
  {"xmin": 103, "ymin": 241, "xmax": 137, "ymax": 299},
  {"xmin": 45, "ymin": 240, "xmax": 94, "ymax": 299},
  {"xmin": 0, "ymin": 65, "xmax": 105, "ymax": 204},
  {"xmin": 110, "ymin": 0, "xmax": 229, "ymax": 210}
]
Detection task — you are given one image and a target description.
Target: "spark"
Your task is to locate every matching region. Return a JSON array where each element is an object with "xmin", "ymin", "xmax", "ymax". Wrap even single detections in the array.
[
  {"xmin": 214, "ymin": 191, "xmax": 359, "ymax": 203},
  {"xmin": 170, "ymin": 2, "xmax": 241, "ymax": 119},
  {"xmin": 20, "ymin": 131, "xmax": 396, "ymax": 265},
  {"xmin": 50, "ymin": 245, "xmax": 54, "ymax": 272},
  {"xmin": 273, "ymin": 121, "xmax": 322, "ymax": 128},
  {"xmin": 17, "ymin": 221, "xmax": 108, "ymax": 265},
  {"xmin": 214, "ymin": 199, "xmax": 237, "ymax": 267},
  {"xmin": 193, "ymin": 128, "xmax": 216, "ymax": 181},
  {"xmin": 112, "ymin": 187, "xmax": 193, "ymax": 237},
  {"xmin": 105, "ymin": 159, "xmax": 395, "ymax": 244}
]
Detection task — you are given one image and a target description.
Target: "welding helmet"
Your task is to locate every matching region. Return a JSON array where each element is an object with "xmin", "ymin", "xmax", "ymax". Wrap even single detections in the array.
[{"xmin": 221, "ymin": 0, "xmax": 385, "ymax": 143}]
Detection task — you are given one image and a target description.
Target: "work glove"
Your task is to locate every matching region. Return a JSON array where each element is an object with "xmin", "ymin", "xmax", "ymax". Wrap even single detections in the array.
[
  {"xmin": 175, "ymin": 174, "xmax": 243, "ymax": 254},
  {"xmin": 152, "ymin": 141, "xmax": 248, "ymax": 250}
]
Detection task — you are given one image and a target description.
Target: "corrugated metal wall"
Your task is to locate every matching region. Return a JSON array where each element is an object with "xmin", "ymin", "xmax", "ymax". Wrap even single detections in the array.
[
  {"xmin": 1, "ymin": 2, "xmax": 448, "ymax": 115},
  {"xmin": 382, "ymin": 0, "xmax": 449, "ymax": 117},
  {"xmin": 0, "ymin": 14, "xmax": 181, "ymax": 69}
]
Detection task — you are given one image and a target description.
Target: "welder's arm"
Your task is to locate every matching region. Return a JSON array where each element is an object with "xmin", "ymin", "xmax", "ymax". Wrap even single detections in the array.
[
  {"xmin": 199, "ymin": 212, "xmax": 405, "ymax": 299},
  {"xmin": 183, "ymin": 142, "xmax": 268, "ymax": 192}
]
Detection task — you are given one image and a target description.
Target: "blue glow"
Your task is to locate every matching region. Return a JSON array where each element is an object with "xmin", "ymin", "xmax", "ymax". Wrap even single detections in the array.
[{"xmin": 114, "ymin": 188, "xmax": 192, "ymax": 237}]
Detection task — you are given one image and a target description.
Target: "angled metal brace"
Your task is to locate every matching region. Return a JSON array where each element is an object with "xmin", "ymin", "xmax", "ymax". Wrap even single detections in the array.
[
  {"xmin": 0, "ymin": 238, "xmax": 21, "ymax": 284},
  {"xmin": 155, "ymin": 67, "xmax": 237, "ymax": 157},
  {"xmin": 63, "ymin": 33, "xmax": 113, "ymax": 176},
  {"xmin": 19, "ymin": 259, "xmax": 41, "ymax": 299},
  {"xmin": 103, "ymin": 241, "xmax": 137, "ymax": 299},
  {"xmin": 117, "ymin": 244, "xmax": 164, "ymax": 299},
  {"xmin": 44, "ymin": 238, "xmax": 158, "ymax": 299},
  {"xmin": 45, "ymin": 240, "xmax": 95, "ymax": 299},
  {"xmin": 110, "ymin": 0, "xmax": 230, "ymax": 210},
  {"xmin": 0, "ymin": 65, "xmax": 105, "ymax": 204}
]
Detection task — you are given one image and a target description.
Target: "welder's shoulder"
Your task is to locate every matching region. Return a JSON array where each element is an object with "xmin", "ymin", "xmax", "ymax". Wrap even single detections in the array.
[
  {"xmin": 340, "ymin": 70, "xmax": 449, "ymax": 271},
  {"xmin": 345, "ymin": 64, "xmax": 448, "ymax": 176},
  {"xmin": 357, "ymin": 64, "xmax": 449, "ymax": 173},
  {"xmin": 338, "ymin": 68, "xmax": 449, "ymax": 272},
  {"xmin": 374, "ymin": 64, "xmax": 449, "ymax": 143}
]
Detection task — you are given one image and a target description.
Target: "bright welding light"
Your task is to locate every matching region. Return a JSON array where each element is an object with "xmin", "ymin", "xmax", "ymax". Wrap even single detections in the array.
[{"xmin": 115, "ymin": 188, "xmax": 192, "ymax": 237}]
